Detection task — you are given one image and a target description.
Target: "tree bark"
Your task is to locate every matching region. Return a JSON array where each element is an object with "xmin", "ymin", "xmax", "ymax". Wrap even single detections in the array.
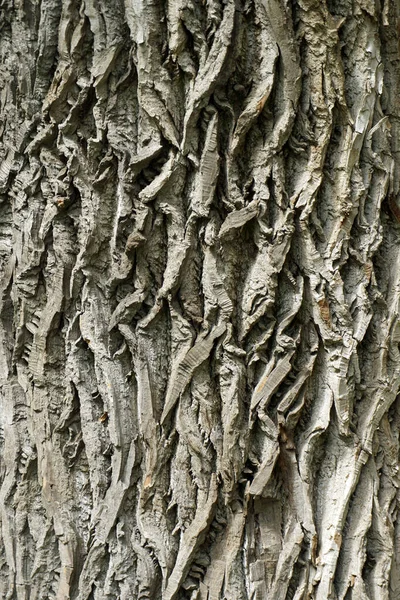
[{"xmin": 1, "ymin": 0, "xmax": 400, "ymax": 598}]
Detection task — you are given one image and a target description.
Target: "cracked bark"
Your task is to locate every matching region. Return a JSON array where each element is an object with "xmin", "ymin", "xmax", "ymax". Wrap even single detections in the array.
[{"xmin": 1, "ymin": 0, "xmax": 400, "ymax": 598}]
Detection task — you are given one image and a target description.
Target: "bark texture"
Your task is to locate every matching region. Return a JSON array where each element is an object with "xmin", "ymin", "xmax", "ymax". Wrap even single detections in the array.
[{"xmin": 1, "ymin": 0, "xmax": 400, "ymax": 598}]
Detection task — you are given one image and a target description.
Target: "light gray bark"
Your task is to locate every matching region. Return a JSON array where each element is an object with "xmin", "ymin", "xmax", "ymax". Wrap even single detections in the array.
[{"xmin": 1, "ymin": 0, "xmax": 400, "ymax": 598}]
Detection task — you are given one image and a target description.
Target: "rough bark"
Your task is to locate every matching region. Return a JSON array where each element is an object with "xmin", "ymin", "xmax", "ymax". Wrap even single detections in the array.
[{"xmin": 1, "ymin": 0, "xmax": 400, "ymax": 598}]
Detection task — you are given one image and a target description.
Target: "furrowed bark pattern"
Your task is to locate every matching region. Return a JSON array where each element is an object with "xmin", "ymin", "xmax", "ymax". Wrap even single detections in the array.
[{"xmin": 0, "ymin": 0, "xmax": 400, "ymax": 598}]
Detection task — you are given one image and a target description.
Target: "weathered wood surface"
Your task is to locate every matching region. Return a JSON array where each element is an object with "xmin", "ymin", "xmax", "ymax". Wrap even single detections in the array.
[{"xmin": 1, "ymin": 0, "xmax": 400, "ymax": 598}]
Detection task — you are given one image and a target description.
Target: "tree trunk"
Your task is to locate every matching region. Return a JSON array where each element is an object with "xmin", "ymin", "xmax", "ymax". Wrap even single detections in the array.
[{"xmin": 1, "ymin": 0, "xmax": 400, "ymax": 598}]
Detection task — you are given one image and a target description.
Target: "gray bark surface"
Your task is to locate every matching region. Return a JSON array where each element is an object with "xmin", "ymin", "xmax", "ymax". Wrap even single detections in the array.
[{"xmin": 0, "ymin": 0, "xmax": 400, "ymax": 598}]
